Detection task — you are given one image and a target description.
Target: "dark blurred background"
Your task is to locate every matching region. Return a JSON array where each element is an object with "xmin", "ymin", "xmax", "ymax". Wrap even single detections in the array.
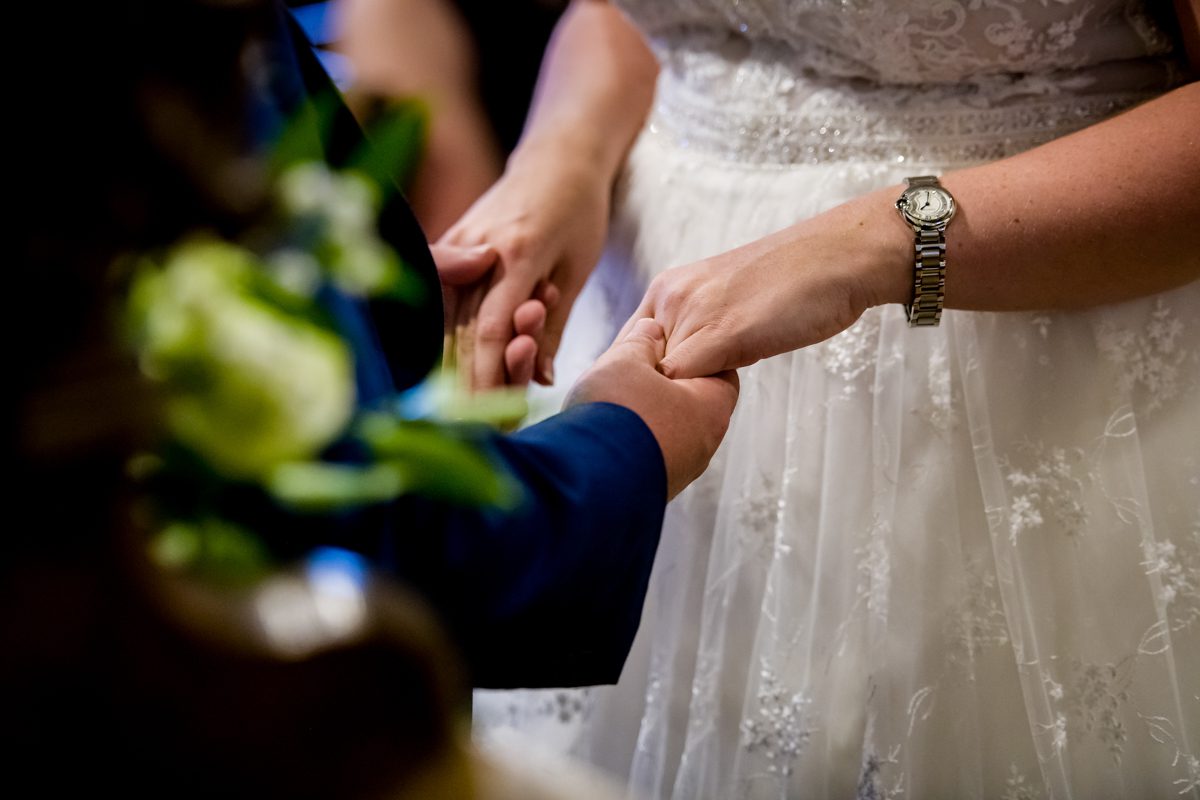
[
  {"xmin": 294, "ymin": 0, "xmax": 568, "ymax": 237},
  {"xmin": 5, "ymin": 1, "xmax": 567, "ymax": 795}
]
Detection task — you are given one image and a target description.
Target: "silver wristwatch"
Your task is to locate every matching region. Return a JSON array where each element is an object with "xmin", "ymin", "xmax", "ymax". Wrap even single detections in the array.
[{"xmin": 895, "ymin": 175, "xmax": 956, "ymax": 327}]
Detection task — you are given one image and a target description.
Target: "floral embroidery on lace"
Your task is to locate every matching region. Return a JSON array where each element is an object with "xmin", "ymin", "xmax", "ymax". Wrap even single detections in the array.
[
  {"xmin": 1096, "ymin": 298, "xmax": 1189, "ymax": 412},
  {"xmin": 1134, "ymin": 715, "xmax": 1200, "ymax": 794},
  {"xmin": 738, "ymin": 474, "xmax": 783, "ymax": 534},
  {"xmin": 1141, "ymin": 513, "xmax": 1200, "ymax": 632},
  {"xmin": 615, "ymin": 0, "xmax": 1176, "ymax": 84},
  {"xmin": 1174, "ymin": 752, "xmax": 1200, "ymax": 794},
  {"xmin": 741, "ymin": 663, "xmax": 813, "ymax": 776},
  {"xmin": 735, "ymin": 473, "xmax": 787, "ymax": 560},
  {"xmin": 472, "ymin": 688, "xmax": 593, "ymax": 738},
  {"xmin": 1048, "ymin": 659, "xmax": 1134, "ymax": 762},
  {"xmin": 856, "ymin": 519, "xmax": 892, "ymax": 619},
  {"xmin": 687, "ymin": 651, "xmax": 720, "ymax": 740},
  {"xmin": 906, "ymin": 685, "xmax": 936, "ymax": 738},
  {"xmin": 548, "ymin": 690, "xmax": 589, "ymax": 724},
  {"xmin": 819, "ymin": 311, "xmax": 880, "ymax": 396},
  {"xmin": 856, "ymin": 745, "xmax": 905, "ymax": 800},
  {"xmin": 1002, "ymin": 442, "xmax": 1090, "ymax": 545},
  {"xmin": 1001, "ymin": 763, "xmax": 1043, "ymax": 800},
  {"xmin": 625, "ymin": 0, "xmax": 1177, "ymax": 165},
  {"xmin": 1039, "ymin": 711, "xmax": 1070, "ymax": 756},
  {"xmin": 925, "ymin": 341, "xmax": 958, "ymax": 432},
  {"xmin": 945, "ymin": 558, "xmax": 1010, "ymax": 665},
  {"xmin": 985, "ymin": 3, "xmax": 1091, "ymax": 62}
]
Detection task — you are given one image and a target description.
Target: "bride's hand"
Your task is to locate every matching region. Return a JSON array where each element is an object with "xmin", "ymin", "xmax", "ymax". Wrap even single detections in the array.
[
  {"xmin": 437, "ymin": 144, "xmax": 613, "ymax": 390},
  {"xmin": 432, "ymin": 242, "xmax": 553, "ymax": 387},
  {"xmin": 619, "ymin": 190, "xmax": 912, "ymax": 379}
]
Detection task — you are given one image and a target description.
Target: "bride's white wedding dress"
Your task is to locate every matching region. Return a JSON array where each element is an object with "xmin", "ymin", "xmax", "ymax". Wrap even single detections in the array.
[{"xmin": 476, "ymin": 2, "xmax": 1200, "ymax": 797}]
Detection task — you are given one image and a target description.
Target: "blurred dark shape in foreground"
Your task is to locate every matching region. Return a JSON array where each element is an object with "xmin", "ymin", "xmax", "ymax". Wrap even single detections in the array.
[{"xmin": 4, "ymin": 1, "xmax": 471, "ymax": 795}]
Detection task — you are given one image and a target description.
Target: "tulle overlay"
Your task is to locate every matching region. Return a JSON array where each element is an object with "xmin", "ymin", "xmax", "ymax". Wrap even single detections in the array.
[{"xmin": 476, "ymin": 5, "xmax": 1200, "ymax": 796}]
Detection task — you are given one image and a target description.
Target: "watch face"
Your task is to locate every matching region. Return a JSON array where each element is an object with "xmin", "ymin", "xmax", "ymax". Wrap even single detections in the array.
[{"xmin": 902, "ymin": 186, "xmax": 955, "ymax": 224}]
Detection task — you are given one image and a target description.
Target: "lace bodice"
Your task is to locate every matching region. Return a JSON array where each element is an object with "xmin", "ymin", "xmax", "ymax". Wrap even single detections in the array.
[
  {"xmin": 613, "ymin": 0, "xmax": 1185, "ymax": 166},
  {"xmin": 613, "ymin": 0, "xmax": 1180, "ymax": 88}
]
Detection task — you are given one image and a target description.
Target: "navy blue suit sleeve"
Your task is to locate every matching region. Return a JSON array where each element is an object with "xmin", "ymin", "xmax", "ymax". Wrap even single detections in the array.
[{"xmin": 373, "ymin": 403, "xmax": 667, "ymax": 688}]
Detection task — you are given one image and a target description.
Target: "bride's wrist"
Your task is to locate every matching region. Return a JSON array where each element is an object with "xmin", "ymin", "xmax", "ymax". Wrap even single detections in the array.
[
  {"xmin": 836, "ymin": 187, "xmax": 916, "ymax": 311},
  {"xmin": 507, "ymin": 129, "xmax": 621, "ymax": 190}
]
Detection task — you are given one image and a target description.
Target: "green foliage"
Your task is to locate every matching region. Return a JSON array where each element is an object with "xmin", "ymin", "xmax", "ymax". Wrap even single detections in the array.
[
  {"xmin": 126, "ymin": 159, "xmax": 522, "ymax": 582},
  {"xmin": 149, "ymin": 518, "xmax": 272, "ymax": 585},
  {"xmin": 349, "ymin": 98, "xmax": 429, "ymax": 198}
]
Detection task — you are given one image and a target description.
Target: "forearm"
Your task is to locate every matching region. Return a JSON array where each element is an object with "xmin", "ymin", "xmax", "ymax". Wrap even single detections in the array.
[
  {"xmin": 510, "ymin": 0, "xmax": 658, "ymax": 184},
  {"xmin": 637, "ymin": 82, "xmax": 1200, "ymax": 379},
  {"xmin": 393, "ymin": 404, "xmax": 667, "ymax": 687},
  {"xmin": 406, "ymin": 100, "xmax": 503, "ymax": 238},
  {"xmin": 857, "ymin": 82, "xmax": 1200, "ymax": 313}
]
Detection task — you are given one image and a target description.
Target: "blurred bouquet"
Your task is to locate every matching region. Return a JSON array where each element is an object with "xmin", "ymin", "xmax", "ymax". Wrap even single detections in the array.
[{"xmin": 124, "ymin": 157, "xmax": 524, "ymax": 580}]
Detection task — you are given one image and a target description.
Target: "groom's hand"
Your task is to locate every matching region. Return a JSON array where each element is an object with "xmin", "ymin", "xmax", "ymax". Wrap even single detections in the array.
[{"xmin": 567, "ymin": 318, "xmax": 739, "ymax": 499}]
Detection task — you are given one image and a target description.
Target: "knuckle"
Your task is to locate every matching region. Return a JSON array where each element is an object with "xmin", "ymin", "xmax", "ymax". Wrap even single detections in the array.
[
  {"xmin": 498, "ymin": 229, "xmax": 539, "ymax": 263},
  {"xmin": 475, "ymin": 315, "xmax": 513, "ymax": 344}
]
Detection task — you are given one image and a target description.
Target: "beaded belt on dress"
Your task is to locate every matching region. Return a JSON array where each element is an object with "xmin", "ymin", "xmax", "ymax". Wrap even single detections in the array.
[{"xmin": 646, "ymin": 57, "xmax": 1152, "ymax": 167}]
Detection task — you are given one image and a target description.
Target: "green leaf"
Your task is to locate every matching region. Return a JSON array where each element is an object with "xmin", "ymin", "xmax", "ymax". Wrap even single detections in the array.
[
  {"xmin": 271, "ymin": 93, "xmax": 344, "ymax": 173},
  {"xmin": 267, "ymin": 461, "xmax": 411, "ymax": 511},
  {"xmin": 408, "ymin": 371, "xmax": 528, "ymax": 427},
  {"xmin": 348, "ymin": 99, "xmax": 429, "ymax": 198},
  {"xmin": 356, "ymin": 415, "xmax": 518, "ymax": 508},
  {"xmin": 437, "ymin": 387, "xmax": 529, "ymax": 427},
  {"xmin": 149, "ymin": 519, "xmax": 271, "ymax": 584},
  {"xmin": 374, "ymin": 256, "xmax": 429, "ymax": 306}
]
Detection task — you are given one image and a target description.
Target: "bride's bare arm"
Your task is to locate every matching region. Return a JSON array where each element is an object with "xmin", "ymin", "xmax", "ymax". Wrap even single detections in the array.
[
  {"xmin": 622, "ymin": 82, "xmax": 1200, "ymax": 380},
  {"xmin": 438, "ymin": 0, "xmax": 658, "ymax": 389}
]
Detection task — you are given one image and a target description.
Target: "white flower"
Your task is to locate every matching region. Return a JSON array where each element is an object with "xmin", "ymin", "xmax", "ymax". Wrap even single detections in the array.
[
  {"xmin": 277, "ymin": 162, "xmax": 376, "ymax": 236},
  {"xmin": 131, "ymin": 238, "xmax": 355, "ymax": 478},
  {"xmin": 266, "ymin": 248, "xmax": 322, "ymax": 298},
  {"xmin": 329, "ymin": 238, "xmax": 401, "ymax": 297}
]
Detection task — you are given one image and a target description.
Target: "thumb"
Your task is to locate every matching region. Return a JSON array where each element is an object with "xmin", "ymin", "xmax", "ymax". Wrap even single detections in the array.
[
  {"xmin": 609, "ymin": 317, "xmax": 667, "ymax": 367},
  {"xmin": 430, "ymin": 243, "xmax": 496, "ymax": 285},
  {"xmin": 658, "ymin": 328, "xmax": 731, "ymax": 379},
  {"xmin": 614, "ymin": 296, "xmax": 654, "ymax": 346}
]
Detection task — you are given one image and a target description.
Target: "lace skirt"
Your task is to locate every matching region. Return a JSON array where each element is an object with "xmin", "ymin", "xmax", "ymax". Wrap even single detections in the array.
[{"xmin": 475, "ymin": 76, "xmax": 1200, "ymax": 800}]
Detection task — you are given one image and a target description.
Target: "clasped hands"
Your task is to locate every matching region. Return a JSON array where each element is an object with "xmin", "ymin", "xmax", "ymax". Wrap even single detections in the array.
[
  {"xmin": 435, "ymin": 238, "xmax": 738, "ymax": 500},
  {"xmin": 433, "ymin": 156, "xmax": 906, "ymax": 498}
]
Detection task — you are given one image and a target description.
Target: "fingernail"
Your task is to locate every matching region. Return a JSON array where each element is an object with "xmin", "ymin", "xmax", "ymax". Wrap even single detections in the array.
[
  {"xmin": 467, "ymin": 243, "xmax": 492, "ymax": 256},
  {"xmin": 541, "ymin": 356, "xmax": 555, "ymax": 385}
]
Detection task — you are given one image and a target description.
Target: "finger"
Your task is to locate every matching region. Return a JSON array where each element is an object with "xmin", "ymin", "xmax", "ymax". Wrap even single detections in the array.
[
  {"xmin": 657, "ymin": 325, "xmax": 731, "ymax": 380},
  {"xmin": 614, "ymin": 293, "xmax": 656, "ymax": 346},
  {"xmin": 440, "ymin": 280, "xmax": 457, "ymax": 335},
  {"xmin": 677, "ymin": 368, "xmax": 741, "ymax": 428},
  {"xmin": 535, "ymin": 280, "xmax": 561, "ymax": 311},
  {"xmin": 504, "ymin": 334, "xmax": 538, "ymax": 387},
  {"xmin": 513, "ymin": 299, "xmax": 548, "ymax": 385},
  {"xmin": 535, "ymin": 274, "xmax": 586, "ymax": 386},
  {"xmin": 608, "ymin": 317, "xmax": 667, "ymax": 366},
  {"xmin": 472, "ymin": 274, "xmax": 542, "ymax": 390},
  {"xmin": 699, "ymin": 368, "xmax": 741, "ymax": 399},
  {"xmin": 454, "ymin": 280, "xmax": 488, "ymax": 389},
  {"xmin": 513, "ymin": 298, "xmax": 547, "ymax": 340},
  {"xmin": 430, "ymin": 243, "xmax": 497, "ymax": 285}
]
